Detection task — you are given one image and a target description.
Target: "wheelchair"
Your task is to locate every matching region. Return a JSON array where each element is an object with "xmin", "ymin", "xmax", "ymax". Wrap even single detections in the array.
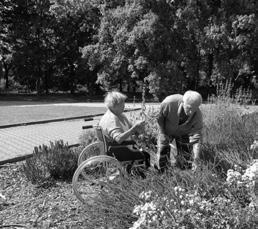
[{"xmin": 72, "ymin": 123, "xmax": 149, "ymax": 204}]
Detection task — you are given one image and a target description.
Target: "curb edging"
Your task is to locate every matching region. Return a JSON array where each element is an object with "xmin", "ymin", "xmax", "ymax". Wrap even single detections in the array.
[{"xmin": 0, "ymin": 108, "xmax": 141, "ymax": 129}]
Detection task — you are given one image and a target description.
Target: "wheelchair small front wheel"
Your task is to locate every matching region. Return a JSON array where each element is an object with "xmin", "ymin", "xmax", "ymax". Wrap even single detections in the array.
[{"xmin": 78, "ymin": 141, "xmax": 105, "ymax": 166}]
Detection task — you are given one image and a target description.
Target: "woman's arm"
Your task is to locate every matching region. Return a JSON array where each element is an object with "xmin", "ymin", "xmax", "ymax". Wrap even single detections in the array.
[{"xmin": 114, "ymin": 120, "xmax": 145, "ymax": 144}]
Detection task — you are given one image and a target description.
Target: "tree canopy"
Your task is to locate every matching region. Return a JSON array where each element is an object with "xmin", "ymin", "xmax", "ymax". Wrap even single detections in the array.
[{"xmin": 0, "ymin": 0, "xmax": 257, "ymax": 100}]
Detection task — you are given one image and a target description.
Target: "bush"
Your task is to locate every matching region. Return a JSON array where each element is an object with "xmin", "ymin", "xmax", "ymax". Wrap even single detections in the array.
[
  {"xmin": 129, "ymin": 106, "xmax": 159, "ymax": 162},
  {"xmin": 202, "ymin": 84, "xmax": 257, "ymax": 172},
  {"xmin": 82, "ymin": 163, "xmax": 256, "ymax": 228},
  {"xmin": 131, "ymin": 186, "xmax": 255, "ymax": 228},
  {"xmin": 81, "ymin": 88, "xmax": 257, "ymax": 228},
  {"xmin": 78, "ymin": 129, "xmax": 97, "ymax": 147},
  {"xmin": 129, "ymin": 161, "xmax": 256, "ymax": 229},
  {"xmin": 22, "ymin": 140, "xmax": 78, "ymax": 184},
  {"xmin": 202, "ymin": 100, "xmax": 255, "ymax": 151},
  {"xmin": 129, "ymin": 103, "xmax": 256, "ymax": 173}
]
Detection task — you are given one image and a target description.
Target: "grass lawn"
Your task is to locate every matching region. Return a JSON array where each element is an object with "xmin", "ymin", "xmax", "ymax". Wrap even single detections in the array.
[
  {"xmin": 0, "ymin": 94, "xmax": 104, "ymax": 106},
  {"xmin": 0, "ymin": 105, "xmax": 107, "ymax": 126},
  {"xmin": 0, "ymin": 94, "xmax": 105, "ymax": 125}
]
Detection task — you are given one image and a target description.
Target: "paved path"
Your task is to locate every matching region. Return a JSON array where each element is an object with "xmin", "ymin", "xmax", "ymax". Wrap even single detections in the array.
[
  {"xmin": 0, "ymin": 103, "xmax": 142, "ymax": 165},
  {"xmin": 0, "ymin": 118, "xmax": 100, "ymax": 165}
]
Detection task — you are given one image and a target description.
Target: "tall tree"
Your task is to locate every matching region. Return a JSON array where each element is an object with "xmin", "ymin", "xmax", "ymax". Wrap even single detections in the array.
[
  {"xmin": 82, "ymin": 0, "xmax": 257, "ymax": 99},
  {"xmin": 9, "ymin": 0, "xmax": 56, "ymax": 93},
  {"xmin": 201, "ymin": 0, "xmax": 257, "ymax": 86},
  {"xmin": 50, "ymin": 0, "xmax": 100, "ymax": 94},
  {"xmin": 82, "ymin": 0, "xmax": 190, "ymax": 99},
  {"xmin": 0, "ymin": 0, "xmax": 16, "ymax": 89}
]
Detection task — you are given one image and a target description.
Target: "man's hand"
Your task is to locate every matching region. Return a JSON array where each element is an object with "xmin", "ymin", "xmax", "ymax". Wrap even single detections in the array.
[
  {"xmin": 156, "ymin": 144, "xmax": 170, "ymax": 170},
  {"xmin": 158, "ymin": 133, "xmax": 169, "ymax": 146}
]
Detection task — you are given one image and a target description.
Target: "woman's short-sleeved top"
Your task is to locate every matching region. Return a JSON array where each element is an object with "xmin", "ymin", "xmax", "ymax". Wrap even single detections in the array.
[{"xmin": 99, "ymin": 109, "xmax": 132, "ymax": 143}]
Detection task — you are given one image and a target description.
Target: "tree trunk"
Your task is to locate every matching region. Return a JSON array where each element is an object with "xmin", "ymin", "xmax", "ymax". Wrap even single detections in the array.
[
  {"xmin": 208, "ymin": 53, "xmax": 214, "ymax": 80},
  {"xmin": 37, "ymin": 61, "xmax": 43, "ymax": 94},
  {"xmin": 119, "ymin": 79, "xmax": 123, "ymax": 91},
  {"xmin": 69, "ymin": 64, "xmax": 75, "ymax": 94},
  {"xmin": 44, "ymin": 71, "xmax": 49, "ymax": 95},
  {"xmin": 44, "ymin": 65, "xmax": 53, "ymax": 95},
  {"xmin": 3, "ymin": 62, "xmax": 11, "ymax": 90}
]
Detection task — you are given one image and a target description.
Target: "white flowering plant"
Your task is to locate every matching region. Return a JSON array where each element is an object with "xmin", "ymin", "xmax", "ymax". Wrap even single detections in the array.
[
  {"xmin": 226, "ymin": 162, "xmax": 257, "ymax": 207},
  {"xmin": 131, "ymin": 181, "xmax": 256, "ymax": 229}
]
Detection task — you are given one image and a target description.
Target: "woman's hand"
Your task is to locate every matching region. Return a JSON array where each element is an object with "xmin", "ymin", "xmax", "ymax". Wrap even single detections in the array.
[
  {"xmin": 132, "ymin": 120, "xmax": 145, "ymax": 133},
  {"xmin": 114, "ymin": 120, "xmax": 145, "ymax": 144}
]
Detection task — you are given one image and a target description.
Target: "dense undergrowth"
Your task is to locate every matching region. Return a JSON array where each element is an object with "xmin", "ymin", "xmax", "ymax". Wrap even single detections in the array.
[{"xmin": 21, "ymin": 87, "xmax": 257, "ymax": 228}]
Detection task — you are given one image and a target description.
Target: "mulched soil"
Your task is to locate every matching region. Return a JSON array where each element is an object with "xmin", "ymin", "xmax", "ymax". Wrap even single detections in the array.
[{"xmin": 0, "ymin": 162, "xmax": 90, "ymax": 228}]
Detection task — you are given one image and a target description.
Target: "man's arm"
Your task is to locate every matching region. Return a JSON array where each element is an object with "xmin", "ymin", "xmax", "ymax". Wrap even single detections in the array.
[
  {"xmin": 157, "ymin": 103, "xmax": 169, "ymax": 146},
  {"xmin": 189, "ymin": 109, "xmax": 203, "ymax": 170},
  {"xmin": 192, "ymin": 141, "xmax": 201, "ymax": 161}
]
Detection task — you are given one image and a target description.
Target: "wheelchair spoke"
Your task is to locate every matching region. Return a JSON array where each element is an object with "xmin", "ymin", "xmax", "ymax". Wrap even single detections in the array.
[
  {"xmin": 78, "ymin": 142, "xmax": 105, "ymax": 165},
  {"xmin": 72, "ymin": 156, "xmax": 124, "ymax": 204}
]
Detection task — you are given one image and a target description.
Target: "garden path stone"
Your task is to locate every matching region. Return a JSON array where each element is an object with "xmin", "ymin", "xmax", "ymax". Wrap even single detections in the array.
[
  {"xmin": 0, "ymin": 103, "xmax": 142, "ymax": 165},
  {"xmin": 0, "ymin": 119, "xmax": 99, "ymax": 165}
]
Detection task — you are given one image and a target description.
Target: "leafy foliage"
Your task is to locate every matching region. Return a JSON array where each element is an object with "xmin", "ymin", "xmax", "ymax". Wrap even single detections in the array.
[
  {"xmin": 22, "ymin": 140, "xmax": 78, "ymax": 183},
  {"xmin": 0, "ymin": 0, "xmax": 100, "ymax": 94},
  {"xmin": 80, "ymin": 0, "xmax": 257, "ymax": 99},
  {"xmin": 78, "ymin": 129, "xmax": 97, "ymax": 147},
  {"xmin": 0, "ymin": 0, "xmax": 257, "ymax": 97},
  {"xmin": 81, "ymin": 0, "xmax": 188, "ymax": 98},
  {"xmin": 131, "ymin": 171, "xmax": 256, "ymax": 229}
]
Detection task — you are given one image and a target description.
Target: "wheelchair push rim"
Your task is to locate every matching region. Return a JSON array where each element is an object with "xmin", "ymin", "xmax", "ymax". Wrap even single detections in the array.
[{"xmin": 72, "ymin": 155, "xmax": 125, "ymax": 204}]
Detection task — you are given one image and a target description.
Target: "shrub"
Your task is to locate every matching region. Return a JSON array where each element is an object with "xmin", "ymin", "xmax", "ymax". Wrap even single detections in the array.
[
  {"xmin": 78, "ymin": 129, "xmax": 97, "ymax": 147},
  {"xmin": 199, "ymin": 82, "xmax": 256, "ymax": 176},
  {"xmin": 22, "ymin": 148, "xmax": 49, "ymax": 184},
  {"xmin": 202, "ymin": 101, "xmax": 255, "ymax": 151},
  {"xmin": 82, "ymin": 163, "xmax": 256, "ymax": 228},
  {"xmin": 128, "ymin": 163, "xmax": 256, "ymax": 229},
  {"xmin": 204, "ymin": 81, "xmax": 256, "ymax": 147},
  {"xmin": 81, "ymin": 87, "xmax": 257, "ymax": 228},
  {"xmin": 23, "ymin": 140, "xmax": 78, "ymax": 183},
  {"xmin": 129, "ymin": 106, "xmax": 159, "ymax": 162},
  {"xmin": 131, "ymin": 187, "xmax": 255, "ymax": 229}
]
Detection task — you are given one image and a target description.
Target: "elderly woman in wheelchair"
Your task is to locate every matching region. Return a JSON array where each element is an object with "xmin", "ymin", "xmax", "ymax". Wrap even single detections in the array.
[
  {"xmin": 72, "ymin": 91, "xmax": 150, "ymax": 204},
  {"xmin": 99, "ymin": 91, "xmax": 150, "ymax": 171}
]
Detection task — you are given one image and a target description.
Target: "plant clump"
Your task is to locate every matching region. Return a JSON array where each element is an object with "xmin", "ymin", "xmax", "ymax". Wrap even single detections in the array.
[{"xmin": 22, "ymin": 140, "xmax": 78, "ymax": 184}]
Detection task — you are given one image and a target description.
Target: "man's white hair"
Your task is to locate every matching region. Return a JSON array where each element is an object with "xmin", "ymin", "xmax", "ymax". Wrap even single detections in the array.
[
  {"xmin": 104, "ymin": 91, "xmax": 127, "ymax": 109},
  {"xmin": 183, "ymin": 90, "xmax": 202, "ymax": 107}
]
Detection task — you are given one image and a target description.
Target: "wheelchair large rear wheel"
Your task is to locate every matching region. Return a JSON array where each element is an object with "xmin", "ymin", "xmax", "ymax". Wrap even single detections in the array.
[{"xmin": 72, "ymin": 155, "xmax": 124, "ymax": 204}]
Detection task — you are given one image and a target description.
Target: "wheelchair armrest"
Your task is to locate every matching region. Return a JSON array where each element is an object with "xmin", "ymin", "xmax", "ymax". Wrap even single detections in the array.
[{"xmin": 108, "ymin": 140, "xmax": 136, "ymax": 146}]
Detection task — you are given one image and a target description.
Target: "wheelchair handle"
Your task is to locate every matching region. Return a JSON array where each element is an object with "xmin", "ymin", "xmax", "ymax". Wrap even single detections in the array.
[
  {"xmin": 84, "ymin": 117, "xmax": 94, "ymax": 122},
  {"xmin": 82, "ymin": 125, "xmax": 93, "ymax": 129}
]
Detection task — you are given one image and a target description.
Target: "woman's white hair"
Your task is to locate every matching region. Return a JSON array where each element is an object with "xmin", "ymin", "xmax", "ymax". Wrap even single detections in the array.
[
  {"xmin": 183, "ymin": 90, "xmax": 202, "ymax": 107},
  {"xmin": 104, "ymin": 91, "xmax": 127, "ymax": 109}
]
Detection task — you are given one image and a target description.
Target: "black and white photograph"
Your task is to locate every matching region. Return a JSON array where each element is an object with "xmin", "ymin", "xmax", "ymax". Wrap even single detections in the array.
[{"xmin": 0, "ymin": 0, "xmax": 257, "ymax": 228}]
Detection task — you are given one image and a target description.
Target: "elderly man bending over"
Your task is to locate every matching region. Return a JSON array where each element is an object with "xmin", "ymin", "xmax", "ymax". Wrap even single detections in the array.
[{"xmin": 156, "ymin": 90, "xmax": 203, "ymax": 171}]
